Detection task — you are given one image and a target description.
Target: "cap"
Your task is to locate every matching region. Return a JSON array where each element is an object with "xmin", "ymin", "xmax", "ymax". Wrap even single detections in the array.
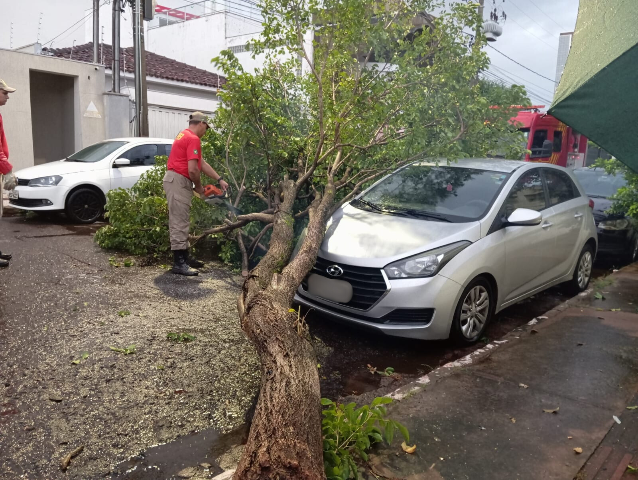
[
  {"xmin": 189, "ymin": 111, "xmax": 209, "ymax": 129},
  {"xmin": 0, "ymin": 79, "xmax": 16, "ymax": 93}
]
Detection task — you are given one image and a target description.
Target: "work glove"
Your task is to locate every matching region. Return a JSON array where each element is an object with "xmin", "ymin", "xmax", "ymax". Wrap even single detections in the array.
[{"xmin": 3, "ymin": 173, "xmax": 16, "ymax": 190}]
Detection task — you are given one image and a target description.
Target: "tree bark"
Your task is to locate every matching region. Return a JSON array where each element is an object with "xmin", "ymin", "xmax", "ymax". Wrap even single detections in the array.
[
  {"xmin": 234, "ymin": 181, "xmax": 337, "ymax": 480},
  {"xmin": 234, "ymin": 292, "xmax": 325, "ymax": 479}
]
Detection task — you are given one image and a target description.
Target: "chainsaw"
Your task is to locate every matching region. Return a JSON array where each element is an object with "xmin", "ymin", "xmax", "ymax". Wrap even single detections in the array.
[{"xmin": 200, "ymin": 184, "xmax": 241, "ymax": 215}]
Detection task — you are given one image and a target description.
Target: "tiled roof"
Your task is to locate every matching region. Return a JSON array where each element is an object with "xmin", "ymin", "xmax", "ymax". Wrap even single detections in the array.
[{"xmin": 43, "ymin": 42, "xmax": 226, "ymax": 89}]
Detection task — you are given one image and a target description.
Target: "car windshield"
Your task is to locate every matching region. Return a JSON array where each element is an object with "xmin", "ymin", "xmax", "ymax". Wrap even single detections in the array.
[
  {"xmin": 66, "ymin": 141, "xmax": 127, "ymax": 163},
  {"xmin": 354, "ymin": 163, "xmax": 510, "ymax": 222},
  {"xmin": 572, "ymin": 168, "xmax": 627, "ymax": 198}
]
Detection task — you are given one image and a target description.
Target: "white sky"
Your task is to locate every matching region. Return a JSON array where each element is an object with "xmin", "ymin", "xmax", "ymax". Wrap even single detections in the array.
[{"xmin": 0, "ymin": 0, "xmax": 579, "ymax": 106}]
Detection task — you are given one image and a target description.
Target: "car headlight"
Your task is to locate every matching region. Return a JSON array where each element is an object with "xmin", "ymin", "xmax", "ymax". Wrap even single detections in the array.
[
  {"xmin": 28, "ymin": 175, "xmax": 63, "ymax": 187},
  {"xmin": 599, "ymin": 218, "xmax": 629, "ymax": 230},
  {"xmin": 384, "ymin": 241, "xmax": 471, "ymax": 279}
]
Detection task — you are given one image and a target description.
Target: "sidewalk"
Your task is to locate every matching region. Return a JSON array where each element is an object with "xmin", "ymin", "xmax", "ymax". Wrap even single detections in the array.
[{"xmin": 369, "ymin": 263, "xmax": 638, "ymax": 480}]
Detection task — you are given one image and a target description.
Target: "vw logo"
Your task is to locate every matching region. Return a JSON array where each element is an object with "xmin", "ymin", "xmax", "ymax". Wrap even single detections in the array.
[{"xmin": 326, "ymin": 265, "xmax": 344, "ymax": 277}]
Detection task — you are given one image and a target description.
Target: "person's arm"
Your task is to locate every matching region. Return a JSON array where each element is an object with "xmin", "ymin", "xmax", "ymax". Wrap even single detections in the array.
[
  {"xmin": 0, "ymin": 135, "xmax": 12, "ymax": 176},
  {"xmin": 188, "ymin": 160, "xmax": 204, "ymax": 195},
  {"xmin": 201, "ymin": 162, "xmax": 229, "ymax": 191}
]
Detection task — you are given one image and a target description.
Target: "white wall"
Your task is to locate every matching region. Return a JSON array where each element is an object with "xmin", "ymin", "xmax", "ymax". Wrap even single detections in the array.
[{"xmin": 0, "ymin": 48, "xmax": 107, "ymax": 171}]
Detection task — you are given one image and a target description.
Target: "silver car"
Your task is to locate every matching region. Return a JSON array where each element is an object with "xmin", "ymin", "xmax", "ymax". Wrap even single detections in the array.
[{"xmin": 294, "ymin": 159, "xmax": 598, "ymax": 344}]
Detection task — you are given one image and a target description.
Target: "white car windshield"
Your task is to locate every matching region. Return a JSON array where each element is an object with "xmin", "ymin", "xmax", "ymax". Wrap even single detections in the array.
[
  {"xmin": 354, "ymin": 164, "xmax": 511, "ymax": 222},
  {"xmin": 66, "ymin": 141, "xmax": 128, "ymax": 163}
]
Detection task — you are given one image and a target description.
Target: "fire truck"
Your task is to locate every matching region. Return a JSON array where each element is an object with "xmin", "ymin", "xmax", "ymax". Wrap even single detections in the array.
[{"xmin": 512, "ymin": 106, "xmax": 588, "ymax": 168}]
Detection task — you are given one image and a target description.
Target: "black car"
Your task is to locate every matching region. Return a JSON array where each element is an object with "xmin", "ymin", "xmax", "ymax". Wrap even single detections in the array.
[{"xmin": 573, "ymin": 167, "xmax": 638, "ymax": 263}]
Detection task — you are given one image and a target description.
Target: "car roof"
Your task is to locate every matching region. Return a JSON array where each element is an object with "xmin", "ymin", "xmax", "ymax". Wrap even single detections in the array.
[
  {"xmin": 107, "ymin": 137, "xmax": 174, "ymax": 143},
  {"xmin": 417, "ymin": 158, "xmax": 528, "ymax": 173}
]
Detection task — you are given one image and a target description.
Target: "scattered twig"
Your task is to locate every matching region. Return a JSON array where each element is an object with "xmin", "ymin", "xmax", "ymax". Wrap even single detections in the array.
[{"xmin": 60, "ymin": 445, "xmax": 84, "ymax": 471}]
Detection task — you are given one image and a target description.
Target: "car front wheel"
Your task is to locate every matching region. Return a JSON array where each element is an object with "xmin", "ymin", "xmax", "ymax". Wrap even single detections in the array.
[
  {"xmin": 451, "ymin": 277, "xmax": 494, "ymax": 345},
  {"xmin": 566, "ymin": 244, "xmax": 594, "ymax": 294},
  {"xmin": 65, "ymin": 188, "xmax": 104, "ymax": 224}
]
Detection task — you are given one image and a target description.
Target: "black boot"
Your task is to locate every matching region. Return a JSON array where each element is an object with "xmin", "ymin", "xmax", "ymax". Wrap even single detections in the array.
[
  {"xmin": 0, "ymin": 251, "xmax": 11, "ymax": 261},
  {"xmin": 171, "ymin": 250, "xmax": 198, "ymax": 276},
  {"xmin": 186, "ymin": 251, "xmax": 205, "ymax": 269},
  {"xmin": 0, "ymin": 258, "xmax": 8, "ymax": 268}
]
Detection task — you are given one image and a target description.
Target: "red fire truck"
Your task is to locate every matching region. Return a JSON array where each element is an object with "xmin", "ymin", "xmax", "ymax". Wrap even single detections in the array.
[{"xmin": 511, "ymin": 106, "xmax": 588, "ymax": 168}]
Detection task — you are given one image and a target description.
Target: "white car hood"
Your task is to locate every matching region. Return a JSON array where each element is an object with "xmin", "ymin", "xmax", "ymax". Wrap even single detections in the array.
[
  {"xmin": 15, "ymin": 160, "xmax": 102, "ymax": 180},
  {"xmin": 319, "ymin": 204, "xmax": 481, "ymax": 267}
]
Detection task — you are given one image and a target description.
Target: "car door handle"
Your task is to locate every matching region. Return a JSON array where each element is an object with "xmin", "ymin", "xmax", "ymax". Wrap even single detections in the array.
[
  {"xmin": 574, "ymin": 212, "xmax": 584, "ymax": 219},
  {"xmin": 542, "ymin": 222, "xmax": 553, "ymax": 229}
]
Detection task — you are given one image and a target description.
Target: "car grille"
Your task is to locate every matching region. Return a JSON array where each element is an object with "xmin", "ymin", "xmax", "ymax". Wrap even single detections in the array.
[
  {"xmin": 297, "ymin": 297, "xmax": 435, "ymax": 325},
  {"xmin": 301, "ymin": 257, "xmax": 388, "ymax": 310},
  {"xmin": 9, "ymin": 198, "xmax": 53, "ymax": 207},
  {"xmin": 16, "ymin": 178, "xmax": 29, "ymax": 186}
]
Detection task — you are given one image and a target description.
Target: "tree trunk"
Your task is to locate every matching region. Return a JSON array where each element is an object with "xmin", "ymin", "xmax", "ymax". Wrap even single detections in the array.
[{"xmin": 234, "ymin": 291, "xmax": 325, "ymax": 479}]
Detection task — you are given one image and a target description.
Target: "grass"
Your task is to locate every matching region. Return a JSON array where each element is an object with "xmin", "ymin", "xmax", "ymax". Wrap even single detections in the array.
[{"xmin": 166, "ymin": 332, "xmax": 196, "ymax": 343}]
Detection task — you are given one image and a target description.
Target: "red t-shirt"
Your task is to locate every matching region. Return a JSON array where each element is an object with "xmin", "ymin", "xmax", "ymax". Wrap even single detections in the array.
[
  {"xmin": 167, "ymin": 129, "xmax": 202, "ymax": 179},
  {"xmin": 0, "ymin": 113, "xmax": 13, "ymax": 175}
]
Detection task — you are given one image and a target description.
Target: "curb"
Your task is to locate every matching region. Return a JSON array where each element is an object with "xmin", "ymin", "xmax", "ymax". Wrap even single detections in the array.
[{"xmin": 384, "ymin": 288, "xmax": 591, "ymax": 403}]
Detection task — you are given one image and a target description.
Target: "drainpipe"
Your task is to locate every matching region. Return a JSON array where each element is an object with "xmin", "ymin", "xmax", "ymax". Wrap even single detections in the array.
[{"xmin": 93, "ymin": 0, "xmax": 99, "ymax": 63}]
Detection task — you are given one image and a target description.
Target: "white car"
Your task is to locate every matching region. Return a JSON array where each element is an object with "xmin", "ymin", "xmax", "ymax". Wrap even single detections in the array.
[{"xmin": 10, "ymin": 138, "xmax": 173, "ymax": 223}]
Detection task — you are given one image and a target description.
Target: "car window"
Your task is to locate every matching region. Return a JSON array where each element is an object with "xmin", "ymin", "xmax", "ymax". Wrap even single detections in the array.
[
  {"xmin": 356, "ymin": 164, "xmax": 510, "ymax": 222},
  {"xmin": 120, "ymin": 144, "xmax": 159, "ymax": 166},
  {"xmin": 572, "ymin": 168, "xmax": 627, "ymax": 198},
  {"xmin": 531, "ymin": 130, "xmax": 547, "ymax": 150},
  {"xmin": 164, "ymin": 144, "xmax": 172, "ymax": 157},
  {"xmin": 552, "ymin": 131, "xmax": 563, "ymax": 153},
  {"xmin": 503, "ymin": 169, "xmax": 547, "ymax": 216},
  {"xmin": 544, "ymin": 169, "xmax": 578, "ymax": 206},
  {"xmin": 66, "ymin": 141, "xmax": 127, "ymax": 163}
]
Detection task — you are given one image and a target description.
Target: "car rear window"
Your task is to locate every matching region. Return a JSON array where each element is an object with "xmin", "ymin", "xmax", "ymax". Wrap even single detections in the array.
[
  {"xmin": 356, "ymin": 164, "xmax": 510, "ymax": 222},
  {"xmin": 572, "ymin": 168, "xmax": 627, "ymax": 198}
]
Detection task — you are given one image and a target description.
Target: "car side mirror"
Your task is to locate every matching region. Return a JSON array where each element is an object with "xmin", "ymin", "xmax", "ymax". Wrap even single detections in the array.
[
  {"xmin": 507, "ymin": 208, "xmax": 542, "ymax": 226},
  {"xmin": 113, "ymin": 158, "xmax": 130, "ymax": 167},
  {"xmin": 541, "ymin": 139, "xmax": 553, "ymax": 157}
]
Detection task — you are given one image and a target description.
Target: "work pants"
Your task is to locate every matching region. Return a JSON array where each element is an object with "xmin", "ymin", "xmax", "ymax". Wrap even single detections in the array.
[{"xmin": 163, "ymin": 170, "xmax": 193, "ymax": 251}]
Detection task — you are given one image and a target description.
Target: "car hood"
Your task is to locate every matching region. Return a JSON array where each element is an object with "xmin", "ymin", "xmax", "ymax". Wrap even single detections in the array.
[
  {"xmin": 590, "ymin": 196, "xmax": 624, "ymax": 220},
  {"xmin": 15, "ymin": 160, "xmax": 102, "ymax": 180},
  {"xmin": 319, "ymin": 204, "xmax": 481, "ymax": 267}
]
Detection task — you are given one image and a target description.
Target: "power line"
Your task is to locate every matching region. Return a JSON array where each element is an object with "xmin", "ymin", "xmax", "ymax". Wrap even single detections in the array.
[
  {"xmin": 490, "ymin": 64, "xmax": 554, "ymax": 95},
  {"xmin": 507, "ymin": 0, "xmax": 560, "ymax": 39},
  {"xmin": 481, "ymin": 71, "xmax": 552, "ymax": 104},
  {"xmin": 502, "ymin": 14, "xmax": 558, "ymax": 53},
  {"xmin": 41, "ymin": 9, "xmax": 95, "ymax": 46},
  {"xmin": 527, "ymin": 0, "xmax": 573, "ymax": 32},
  {"xmin": 487, "ymin": 44, "xmax": 558, "ymax": 84}
]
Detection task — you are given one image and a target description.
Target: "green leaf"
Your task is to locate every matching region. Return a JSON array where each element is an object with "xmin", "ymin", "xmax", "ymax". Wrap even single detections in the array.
[
  {"xmin": 321, "ymin": 398, "xmax": 334, "ymax": 406},
  {"xmin": 371, "ymin": 396, "xmax": 393, "ymax": 408},
  {"xmin": 395, "ymin": 421, "xmax": 410, "ymax": 443},
  {"xmin": 384, "ymin": 421, "xmax": 395, "ymax": 445}
]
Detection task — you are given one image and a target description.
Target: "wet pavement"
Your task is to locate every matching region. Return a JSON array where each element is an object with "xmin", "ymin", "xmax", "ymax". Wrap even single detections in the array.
[
  {"xmin": 0, "ymin": 210, "xmax": 631, "ymax": 479},
  {"xmin": 365, "ymin": 263, "xmax": 638, "ymax": 480}
]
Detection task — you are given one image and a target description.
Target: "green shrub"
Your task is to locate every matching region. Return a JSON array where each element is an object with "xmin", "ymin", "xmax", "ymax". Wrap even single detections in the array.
[
  {"xmin": 321, "ymin": 397, "xmax": 409, "ymax": 479},
  {"xmin": 95, "ymin": 156, "xmax": 228, "ymax": 256}
]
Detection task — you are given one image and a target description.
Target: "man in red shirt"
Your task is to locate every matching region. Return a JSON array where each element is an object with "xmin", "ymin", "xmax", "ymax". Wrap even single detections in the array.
[
  {"xmin": 163, "ymin": 111, "xmax": 228, "ymax": 276},
  {"xmin": 0, "ymin": 79, "xmax": 16, "ymax": 269}
]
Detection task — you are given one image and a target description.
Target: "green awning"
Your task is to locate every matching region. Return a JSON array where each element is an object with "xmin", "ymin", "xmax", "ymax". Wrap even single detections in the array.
[{"xmin": 549, "ymin": 0, "xmax": 638, "ymax": 172}]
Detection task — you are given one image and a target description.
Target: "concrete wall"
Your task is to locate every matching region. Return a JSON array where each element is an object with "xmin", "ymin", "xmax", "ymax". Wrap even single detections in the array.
[{"xmin": 0, "ymin": 48, "xmax": 107, "ymax": 172}]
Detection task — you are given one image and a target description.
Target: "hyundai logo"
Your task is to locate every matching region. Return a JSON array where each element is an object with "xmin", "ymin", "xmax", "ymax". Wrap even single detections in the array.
[{"xmin": 326, "ymin": 265, "xmax": 344, "ymax": 277}]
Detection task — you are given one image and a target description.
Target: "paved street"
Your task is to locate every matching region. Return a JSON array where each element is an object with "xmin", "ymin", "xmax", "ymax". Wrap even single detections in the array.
[{"xmin": 0, "ymin": 211, "xmax": 626, "ymax": 479}]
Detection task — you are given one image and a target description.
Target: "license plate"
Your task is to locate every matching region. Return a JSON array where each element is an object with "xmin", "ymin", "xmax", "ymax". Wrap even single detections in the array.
[
  {"xmin": 8, "ymin": 190, "xmax": 18, "ymax": 199},
  {"xmin": 307, "ymin": 274, "xmax": 353, "ymax": 304}
]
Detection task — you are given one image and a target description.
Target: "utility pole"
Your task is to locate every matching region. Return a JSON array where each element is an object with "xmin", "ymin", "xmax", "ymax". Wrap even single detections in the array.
[
  {"xmin": 475, "ymin": 0, "xmax": 484, "ymax": 42},
  {"xmin": 93, "ymin": 0, "xmax": 100, "ymax": 63},
  {"xmin": 112, "ymin": 0, "xmax": 121, "ymax": 93},
  {"xmin": 132, "ymin": 0, "xmax": 150, "ymax": 136}
]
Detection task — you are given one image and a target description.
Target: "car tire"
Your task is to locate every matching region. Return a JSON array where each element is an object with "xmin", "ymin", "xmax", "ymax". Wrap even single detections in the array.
[
  {"xmin": 625, "ymin": 236, "xmax": 638, "ymax": 264},
  {"xmin": 65, "ymin": 188, "xmax": 104, "ymax": 224},
  {"xmin": 451, "ymin": 277, "xmax": 494, "ymax": 345},
  {"xmin": 565, "ymin": 244, "xmax": 594, "ymax": 294}
]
